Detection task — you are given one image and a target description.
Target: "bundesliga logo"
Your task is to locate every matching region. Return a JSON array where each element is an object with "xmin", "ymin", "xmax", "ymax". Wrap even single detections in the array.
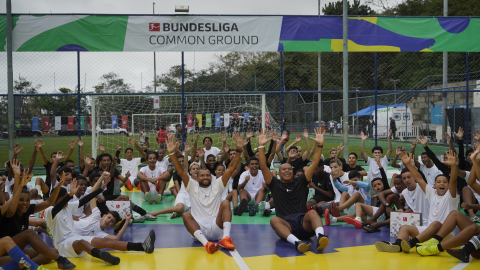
[{"xmin": 149, "ymin": 23, "xmax": 160, "ymax": 31}]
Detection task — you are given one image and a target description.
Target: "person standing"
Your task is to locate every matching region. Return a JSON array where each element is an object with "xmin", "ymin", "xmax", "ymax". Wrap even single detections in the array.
[{"xmin": 390, "ymin": 117, "xmax": 397, "ymax": 140}]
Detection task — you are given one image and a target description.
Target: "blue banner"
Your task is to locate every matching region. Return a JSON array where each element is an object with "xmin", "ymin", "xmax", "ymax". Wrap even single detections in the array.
[
  {"xmin": 32, "ymin": 117, "xmax": 38, "ymax": 131},
  {"xmin": 243, "ymin": 113, "xmax": 249, "ymax": 123},
  {"xmin": 112, "ymin": 116, "xmax": 118, "ymax": 128},
  {"xmin": 215, "ymin": 114, "xmax": 221, "ymax": 127},
  {"xmin": 431, "ymin": 104, "xmax": 468, "ymax": 125}
]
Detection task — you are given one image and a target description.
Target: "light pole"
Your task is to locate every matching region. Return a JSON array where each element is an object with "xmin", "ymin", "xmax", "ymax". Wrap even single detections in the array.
[
  {"xmin": 153, "ymin": 2, "xmax": 156, "ymax": 93},
  {"xmin": 391, "ymin": 79, "xmax": 400, "ymax": 104},
  {"xmin": 353, "ymin": 87, "xmax": 359, "ymax": 136}
]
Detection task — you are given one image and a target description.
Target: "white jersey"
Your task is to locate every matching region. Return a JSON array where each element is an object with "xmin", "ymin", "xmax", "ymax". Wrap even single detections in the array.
[
  {"xmin": 203, "ymin": 147, "xmax": 221, "ymax": 162},
  {"xmin": 73, "ymin": 207, "xmax": 109, "ymax": 239},
  {"xmin": 120, "ymin": 158, "xmax": 143, "ymax": 183},
  {"xmin": 390, "ymin": 187, "xmax": 410, "ymax": 209},
  {"xmin": 465, "ymin": 171, "xmax": 480, "ymax": 202},
  {"xmin": 366, "ymin": 155, "xmax": 389, "ymax": 184},
  {"xmin": 420, "ymin": 164, "xmax": 442, "ymax": 187},
  {"xmin": 139, "ymin": 165, "xmax": 166, "ymax": 191},
  {"xmin": 186, "ymin": 176, "xmax": 225, "ymax": 223},
  {"xmin": 238, "ymin": 170, "xmax": 265, "ymax": 195},
  {"xmin": 156, "ymin": 159, "xmax": 169, "ymax": 171},
  {"xmin": 323, "ymin": 165, "xmax": 331, "ymax": 173},
  {"xmin": 401, "ymin": 184, "xmax": 430, "ymax": 226},
  {"xmin": 5, "ymin": 178, "xmax": 33, "ymax": 198},
  {"xmin": 44, "ymin": 200, "xmax": 80, "ymax": 248},
  {"xmin": 71, "ymin": 193, "xmax": 89, "ymax": 217},
  {"xmin": 396, "ymin": 162, "xmax": 405, "ymax": 171},
  {"xmin": 330, "ymin": 173, "xmax": 349, "ymax": 203},
  {"xmin": 425, "ymin": 185, "xmax": 457, "ymax": 225}
]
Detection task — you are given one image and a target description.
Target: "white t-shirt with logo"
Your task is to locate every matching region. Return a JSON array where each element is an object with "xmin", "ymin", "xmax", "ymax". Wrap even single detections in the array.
[
  {"xmin": 44, "ymin": 200, "xmax": 80, "ymax": 248},
  {"xmin": 5, "ymin": 177, "xmax": 33, "ymax": 198},
  {"xmin": 139, "ymin": 165, "xmax": 166, "ymax": 191},
  {"xmin": 186, "ymin": 176, "xmax": 225, "ymax": 223},
  {"xmin": 71, "ymin": 193, "xmax": 89, "ymax": 218},
  {"xmin": 366, "ymin": 156, "xmax": 389, "ymax": 184},
  {"xmin": 203, "ymin": 147, "xmax": 221, "ymax": 162},
  {"xmin": 120, "ymin": 158, "xmax": 143, "ymax": 183},
  {"xmin": 419, "ymin": 164, "xmax": 442, "ymax": 187},
  {"xmin": 238, "ymin": 170, "xmax": 265, "ymax": 195},
  {"xmin": 73, "ymin": 207, "xmax": 109, "ymax": 239},
  {"xmin": 401, "ymin": 184, "xmax": 430, "ymax": 226},
  {"xmin": 330, "ymin": 173, "xmax": 350, "ymax": 203},
  {"xmin": 425, "ymin": 185, "xmax": 457, "ymax": 225}
]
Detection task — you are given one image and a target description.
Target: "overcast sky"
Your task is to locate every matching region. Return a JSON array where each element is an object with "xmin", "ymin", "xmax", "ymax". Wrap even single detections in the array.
[{"xmin": 0, "ymin": 0, "xmax": 403, "ymax": 94}]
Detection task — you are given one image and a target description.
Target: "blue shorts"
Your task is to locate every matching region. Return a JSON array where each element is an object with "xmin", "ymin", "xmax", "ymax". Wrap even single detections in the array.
[{"xmin": 280, "ymin": 213, "xmax": 315, "ymax": 240}]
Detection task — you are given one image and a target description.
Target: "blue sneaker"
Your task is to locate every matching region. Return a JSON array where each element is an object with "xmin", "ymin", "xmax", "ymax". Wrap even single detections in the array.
[{"xmin": 249, "ymin": 207, "xmax": 256, "ymax": 216}]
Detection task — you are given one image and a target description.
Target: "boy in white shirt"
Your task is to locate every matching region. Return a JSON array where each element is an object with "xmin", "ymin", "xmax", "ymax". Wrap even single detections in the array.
[
  {"xmin": 360, "ymin": 130, "xmax": 393, "ymax": 186},
  {"xmin": 375, "ymin": 151, "xmax": 458, "ymax": 253},
  {"xmin": 115, "ymin": 138, "xmax": 147, "ymax": 190},
  {"xmin": 166, "ymin": 133, "xmax": 243, "ymax": 254},
  {"xmin": 202, "ymin": 136, "xmax": 224, "ymax": 162},
  {"xmin": 237, "ymin": 157, "xmax": 267, "ymax": 216},
  {"xmin": 136, "ymin": 151, "xmax": 172, "ymax": 204}
]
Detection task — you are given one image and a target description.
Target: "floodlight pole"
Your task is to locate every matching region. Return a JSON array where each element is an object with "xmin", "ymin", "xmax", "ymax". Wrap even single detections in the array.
[
  {"xmin": 442, "ymin": 0, "xmax": 448, "ymax": 143},
  {"xmin": 342, "ymin": 0, "xmax": 349, "ymax": 156},
  {"xmin": 6, "ymin": 0, "xmax": 14, "ymax": 159},
  {"xmin": 153, "ymin": 2, "xmax": 157, "ymax": 93},
  {"xmin": 317, "ymin": 0, "xmax": 322, "ymax": 129}
]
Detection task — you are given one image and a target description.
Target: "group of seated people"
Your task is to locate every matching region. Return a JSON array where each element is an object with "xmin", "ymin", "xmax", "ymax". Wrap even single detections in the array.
[{"xmin": 1, "ymin": 126, "xmax": 480, "ymax": 269}]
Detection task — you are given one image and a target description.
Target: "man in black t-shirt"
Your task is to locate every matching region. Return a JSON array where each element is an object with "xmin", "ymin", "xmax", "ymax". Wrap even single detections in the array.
[
  {"xmin": 323, "ymin": 147, "xmax": 346, "ymax": 170},
  {"xmin": 307, "ymin": 159, "xmax": 334, "ymax": 207},
  {"xmin": 342, "ymin": 152, "xmax": 368, "ymax": 177},
  {"xmin": 257, "ymin": 128, "xmax": 330, "ymax": 254}
]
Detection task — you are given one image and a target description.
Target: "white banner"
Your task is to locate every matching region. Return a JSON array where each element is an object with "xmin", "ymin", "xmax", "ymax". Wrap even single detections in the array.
[
  {"xmin": 55, "ymin": 116, "xmax": 61, "ymax": 130},
  {"xmin": 124, "ymin": 16, "xmax": 282, "ymax": 52},
  {"xmin": 153, "ymin": 96, "xmax": 159, "ymax": 109},
  {"xmin": 224, "ymin": 113, "xmax": 230, "ymax": 127}
]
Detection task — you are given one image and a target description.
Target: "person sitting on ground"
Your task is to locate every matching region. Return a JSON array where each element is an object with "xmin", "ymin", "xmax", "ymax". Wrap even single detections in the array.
[
  {"xmin": 324, "ymin": 144, "xmax": 346, "ymax": 168},
  {"xmin": 236, "ymin": 157, "xmax": 267, "ymax": 217},
  {"xmin": 137, "ymin": 151, "xmax": 173, "ymax": 204},
  {"xmin": 306, "ymin": 159, "xmax": 334, "ymax": 207},
  {"xmin": 342, "ymin": 152, "xmax": 367, "ymax": 177},
  {"xmin": 115, "ymin": 138, "xmax": 147, "ymax": 191},
  {"xmin": 360, "ymin": 130, "xmax": 393, "ymax": 186}
]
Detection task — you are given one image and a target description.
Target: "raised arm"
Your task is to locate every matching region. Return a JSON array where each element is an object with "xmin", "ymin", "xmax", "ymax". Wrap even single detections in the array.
[
  {"xmin": 469, "ymin": 148, "xmax": 480, "ymax": 194},
  {"xmin": 400, "ymin": 152, "xmax": 427, "ymax": 192},
  {"xmin": 78, "ymin": 172, "xmax": 110, "ymax": 207},
  {"xmin": 50, "ymin": 150, "xmax": 64, "ymax": 187},
  {"xmin": 304, "ymin": 128, "xmax": 325, "ymax": 182},
  {"xmin": 34, "ymin": 171, "xmax": 66, "ymax": 213},
  {"xmin": 4, "ymin": 161, "xmax": 30, "ymax": 217},
  {"xmin": 376, "ymin": 156, "xmax": 390, "ymax": 189},
  {"xmin": 64, "ymin": 139, "xmax": 75, "ymax": 161},
  {"xmin": 360, "ymin": 131, "xmax": 369, "ymax": 161},
  {"xmin": 26, "ymin": 140, "xmax": 40, "ymax": 174},
  {"xmin": 445, "ymin": 132, "xmax": 456, "ymax": 154},
  {"xmin": 258, "ymin": 129, "xmax": 273, "ymax": 185},
  {"xmin": 386, "ymin": 129, "xmax": 393, "ymax": 158},
  {"xmin": 455, "ymin": 127, "xmax": 466, "ymax": 169},
  {"xmin": 420, "ymin": 135, "xmax": 449, "ymax": 174},
  {"xmin": 12, "ymin": 143, "xmax": 22, "ymax": 161},
  {"xmin": 410, "ymin": 139, "xmax": 418, "ymax": 155},
  {"xmin": 221, "ymin": 133, "xmax": 244, "ymax": 186},
  {"xmin": 285, "ymin": 134, "xmax": 301, "ymax": 153},
  {"xmin": 78, "ymin": 139, "xmax": 85, "ymax": 169},
  {"xmin": 167, "ymin": 134, "xmax": 190, "ymax": 186},
  {"xmin": 390, "ymin": 146, "xmax": 403, "ymax": 168},
  {"xmin": 442, "ymin": 150, "xmax": 458, "ymax": 197},
  {"xmin": 98, "ymin": 143, "xmax": 105, "ymax": 154},
  {"xmin": 107, "ymin": 212, "xmax": 131, "ymax": 240},
  {"xmin": 245, "ymin": 130, "xmax": 255, "ymax": 158},
  {"xmin": 37, "ymin": 139, "xmax": 48, "ymax": 166},
  {"xmin": 190, "ymin": 134, "xmax": 200, "ymax": 162},
  {"xmin": 198, "ymin": 149, "xmax": 207, "ymax": 169},
  {"xmin": 82, "ymin": 155, "xmax": 92, "ymax": 177},
  {"xmin": 129, "ymin": 138, "xmax": 147, "ymax": 159}
]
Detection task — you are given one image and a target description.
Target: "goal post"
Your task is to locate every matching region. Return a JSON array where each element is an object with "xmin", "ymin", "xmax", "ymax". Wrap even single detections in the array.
[{"xmin": 131, "ymin": 113, "xmax": 181, "ymax": 135}]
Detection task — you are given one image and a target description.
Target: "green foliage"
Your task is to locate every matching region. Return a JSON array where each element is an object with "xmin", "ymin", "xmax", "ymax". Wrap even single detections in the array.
[
  {"xmin": 323, "ymin": 0, "xmax": 376, "ymax": 15},
  {"xmin": 94, "ymin": 72, "xmax": 134, "ymax": 93}
]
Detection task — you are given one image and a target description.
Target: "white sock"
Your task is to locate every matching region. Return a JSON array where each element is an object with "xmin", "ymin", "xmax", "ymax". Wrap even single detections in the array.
[
  {"xmin": 163, "ymin": 190, "xmax": 172, "ymax": 196},
  {"xmin": 194, "ymin": 230, "xmax": 208, "ymax": 246},
  {"xmin": 35, "ymin": 185, "xmax": 42, "ymax": 194},
  {"xmin": 315, "ymin": 227, "xmax": 324, "ymax": 236},
  {"xmin": 265, "ymin": 202, "xmax": 271, "ymax": 210},
  {"xmin": 330, "ymin": 216, "xmax": 337, "ymax": 224},
  {"xmin": 271, "ymin": 208, "xmax": 276, "ymax": 213},
  {"xmin": 355, "ymin": 216, "xmax": 362, "ymax": 222},
  {"xmin": 223, "ymin": 222, "xmax": 231, "ymax": 238},
  {"xmin": 287, "ymin": 234, "xmax": 300, "ymax": 245}
]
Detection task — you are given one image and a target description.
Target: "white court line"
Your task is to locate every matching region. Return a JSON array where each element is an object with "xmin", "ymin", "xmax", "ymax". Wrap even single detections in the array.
[
  {"xmin": 230, "ymin": 249, "xmax": 250, "ymax": 270},
  {"xmin": 450, "ymin": 256, "xmax": 472, "ymax": 270}
]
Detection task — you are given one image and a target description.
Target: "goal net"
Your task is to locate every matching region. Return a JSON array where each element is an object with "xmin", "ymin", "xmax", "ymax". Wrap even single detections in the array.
[{"xmin": 92, "ymin": 94, "xmax": 279, "ymax": 158}]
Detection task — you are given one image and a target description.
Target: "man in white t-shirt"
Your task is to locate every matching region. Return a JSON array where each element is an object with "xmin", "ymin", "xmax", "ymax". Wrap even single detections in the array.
[
  {"xmin": 166, "ymin": 133, "xmax": 244, "ymax": 254},
  {"xmin": 116, "ymin": 139, "xmax": 148, "ymax": 190},
  {"xmin": 202, "ymin": 136, "xmax": 223, "ymax": 162},
  {"xmin": 360, "ymin": 130, "xmax": 393, "ymax": 186},
  {"xmin": 237, "ymin": 158, "xmax": 266, "ymax": 216},
  {"xmin": 419, "ymin": 152, "xmax": 441, "ymax": 187},
  {"xmin": 136, "ymin": 151, "xmax": 172, "ymax": 204},
  {"xmin": 375, "ymin": 152, "xmax": 458, "ymax": 253}
]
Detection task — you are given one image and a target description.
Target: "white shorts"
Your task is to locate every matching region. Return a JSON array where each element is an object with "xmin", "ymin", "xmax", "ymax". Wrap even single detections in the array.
[
  {"xmin": 188, "ymin": 216, "xmax": 223, "ymax": 241},
  {"xmin": 174, "ymin": 192, "xmax": 191, "ymax": 211},
  {"xmin": 140, "ymin": 190, "xmax": 159, "ymax": 200},
  {"xmin": 416, "ymin": 225, "xmax": 455, "ymax": 241},
  {"xmin": 369, "ymin": 206, "xmax": 386, "ymax": 222},
  {"xmin": 58, "ymin": 235, "xmax": 95, "ymax": 258}
]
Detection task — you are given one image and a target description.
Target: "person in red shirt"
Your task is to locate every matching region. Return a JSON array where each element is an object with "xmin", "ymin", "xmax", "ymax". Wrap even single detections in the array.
[{"xmin": 157, "ymin": 126, "xmax": 167, "ymax": 150}]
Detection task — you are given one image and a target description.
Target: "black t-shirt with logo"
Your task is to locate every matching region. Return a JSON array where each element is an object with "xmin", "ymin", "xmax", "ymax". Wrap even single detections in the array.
[
  {"xmin": 0, "ymin": 204, "xmax": 35, "ymax": 238},
  {"xmin": 311, "ymin": 172, "xmax": 334, "ymax": 202},
  {"xmin": 267, "ymin": 174, "xmax": 309, "ymax": 218},
  {"xmin": 343, "ymin": 164, "xmax": 365, "ymax": 173},
  {"xmin": 282, "ymin": 158, "xmax": 309, "ymax": 174}
]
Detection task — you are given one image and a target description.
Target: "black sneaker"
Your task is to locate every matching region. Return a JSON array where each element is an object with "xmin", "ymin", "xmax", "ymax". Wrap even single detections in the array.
[
  {"xmin": 237, "ymin": 199, "xmax": 248, "ymax": 216},
  {"xmin": 99, "ymin": 251, "xmax": 120, "ymax": 265},
  {"xmin": 446, "ymin": 248, "xmax": 470, "ymax": 263},
  {"xmin": 316, "ymin": 234, "xmax": 329, "ymax": 252},
  {"xmin": 233, "ymin": 206, "xmax": 239, "ymax": 215},
  {"xmin": 249, "ymin": 207, "xmax": 256, "ymax": 216},
  {"xmin": 57, "ymin": 256, "xmax": 76, "ymax": 269},
  {"xmin": 263, "ymin": 209, "xmax": 272, "ymax": 217},
  {"xmin": 295, "ymin": 241, "xmax": 312, "ymax": 253},
  {"xmin": 142, "ymin": 229, "xmax": 156, "ymax": 253}
]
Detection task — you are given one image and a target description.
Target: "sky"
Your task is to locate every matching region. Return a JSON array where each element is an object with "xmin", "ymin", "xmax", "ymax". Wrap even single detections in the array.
[{"xmin": 0, "ymin": 0, "xmax": 403, "ymax": 94}]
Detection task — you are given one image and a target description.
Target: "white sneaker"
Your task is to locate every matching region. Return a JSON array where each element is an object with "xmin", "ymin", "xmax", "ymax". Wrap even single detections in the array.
[
  {"xmin": 258, "ymin": 201, "xmax": 266, "ymax": 216},
  {"xmin": 145, "ymin": 192, "xmax": 153, "ymax": 204},
  {"xmin": 154, "ymin": 194, "xmax": 162, "ymax": 204},
  {"xmin": 144, "ymin": 213, "xmax": 157, "ymax": 220}
]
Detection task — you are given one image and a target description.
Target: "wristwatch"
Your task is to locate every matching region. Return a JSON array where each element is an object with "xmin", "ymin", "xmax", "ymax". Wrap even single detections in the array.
[{"xmin": 384, "ymin": 203, "xmax": 390, "ymax": 207}]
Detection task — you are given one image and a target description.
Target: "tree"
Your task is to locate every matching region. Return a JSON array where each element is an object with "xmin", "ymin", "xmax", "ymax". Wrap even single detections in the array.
[
  {"xmin": 94, "ymin": 72, "xmax": 134, "ymax": 93},
  {"xmin": 323, "ymin": 0, "xmax": 376, "ymax": 15}
]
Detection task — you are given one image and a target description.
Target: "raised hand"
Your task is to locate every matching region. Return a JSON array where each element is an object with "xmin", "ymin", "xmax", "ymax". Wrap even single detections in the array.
[
  {"xmin": 281, "ymin": 131, "xmax": 288, "ymax": 141},
  {"xmin": 117, "ymin": 146, "xmax": 123, "ymax": 152},
  {"xmin": 411, "ymin": 139, "xmax": 419, "ymax": 149},
  {"xmin": 128, "ymin": 137, "xmax": 136, "ymax": 145},
  {"xmin": 69, "ymin": 178, "xmax": 78, "ymax": 195},
  {"xmin": 77, "ymin": 138, "xmax": 84, "ymax": 147},
  {"xmin": 360, "ymin": 131, "xmax": 367, "ymax": 141},
  {"xmin": 234, "ymin": 133, "xmax": 247, "ymax": 149},
  {"xmin": 125, "ymin": 212, "xmax": 132, "ymax": 221},
  {"xmin": 10, "ymin": 160, "xmax": 21, "ymax": 176},
  {"xmin": 294, "ymin": 134, "xmax": 302, "ymax": 143},
  {"xmin": 21, "ymin": 170, "xmax": 34, "ymax": 187},
  {"xmin": 101, "ymin": 171, "xmax": 111, "ymax": 181},
  {"xmin": 183, "ymin": 140, "xmax": 192, "ymax": 153},
  {"xmin": 399, "ymin": 151, "xmax": 413, "ymax": 166},
  {"xmin": 221, "ymin": 131, "xmax": 227, "ymax": 142},
  {"xmin": 14, "ymin": 143, "xmax": 23, "ymax": 155},
  {"xmin": 223, "ymin": 144, "xmax": 230, "ymax": 153},
  {"xmin": 246, "ymin": 130, "xmax": 254, "ymax": 140},
  {"xmin": 257, "ymin": 129, "xmax": 272, "ymax": 146},
  {"xmin": 288, "ymin": 149, "xmax": 297, "ymax": 158},
  {"xmin": 337, "ymin": 143, "xmax": 345, "ymax": 153},
  {"xmin": 310, "ymin": 127, "xmax": 325, "ymax": 145},
  {"xmin": 445, "ymin": 132, "xmax": 451, "ymax": 143},
  {"xmin": 442, "ymin": 150, "xmax": 457, "ymax": 167},
  {"xmin": 454, "ymin": 127, "xmax": 464, "ymax": 140},
  {"xmin": 69, "ymin": 139, "xmax": 76, "ymax": 149},
  {"xmin": 195, "ymin": 133, "xmax": 200, "ymax": 142},
  {"xmin": 271, "ymin": 130, "xmax": 280, "ymax": 142},
  {"xmin": 419, "ymin": 135, "xmax": 428, "ymax": 147},
  {"xmin": 474, "ymin": 130, "xmax": 480, "ymax": 142},
  {"xmin": 303, "ymin": 129, "xmax": 309, "ymax": 138},
  {"xmin": 374, "ymin": 155, "xmax": 382, "ymax": 166},
  {"xmin": 197, "ymin": 148, "xmax": 206, "ymax": 158},
  {"xmin": 99, "ymin": 143, "xmax": 105, "ymax": 152},
  {"xmin": 56, "ymin": 151, "xmax": 65, "ymax": 160},
  {"xmin": 36, "ymin": 139, "xmax": 45, "ymax": 149},
  {"xmin": 395, "ymin": 145, "xmax": 403, "ymax": 156}
]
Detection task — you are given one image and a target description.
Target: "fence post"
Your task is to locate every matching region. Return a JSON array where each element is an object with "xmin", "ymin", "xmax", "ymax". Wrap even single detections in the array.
[
  {"xmin": 6, "ymin": 0, "xmax": 14, "ymax": 159},
  {"xmin": 77, "ymin": 51, "xmax": 82, "ymax": 165},
  {"xmin": 280, "ymin": 52, "xmax": 284, "ymax": 134},
  {"xmin": 342, "ymin": 0, "xmax": 349, "ymax": 156},
  {"xmin": 427, "ymin": 92, "xmax": 430, "ymax": 139},
  {"xmin": 466, "ymin": 52, "xmax": 470, "ymax": 149},
  {"xmin": 181, "ymin": 52, "xmax": 186, "ymax": 146},
  {"xmin": 374, "ymin": 52, "xmax": 378, "ymax": 146}
]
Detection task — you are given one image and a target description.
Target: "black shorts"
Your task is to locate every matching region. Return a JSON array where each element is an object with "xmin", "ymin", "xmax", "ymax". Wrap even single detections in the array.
[
  {"xmin": 280, "ymin": 213, "xmax": 315, "ymax": 240},
  {"xmin": 311, "ymin": 195, "xmax": 331, "ymax": 204},
  {"xmin": 104, "ymin": 194, "xmax": 120, "ymax": 201}
]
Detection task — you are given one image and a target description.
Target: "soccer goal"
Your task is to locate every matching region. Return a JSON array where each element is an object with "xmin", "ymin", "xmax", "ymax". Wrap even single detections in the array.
[{"xmin": 91, "ymin": 93, "xmax": 279, "ymax": 158}]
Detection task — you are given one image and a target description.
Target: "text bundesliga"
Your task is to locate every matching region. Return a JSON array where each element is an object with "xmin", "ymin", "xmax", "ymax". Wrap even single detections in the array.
[{"xmin": 149, "ymin": 23, "xmax": 258, "ymax": 45}]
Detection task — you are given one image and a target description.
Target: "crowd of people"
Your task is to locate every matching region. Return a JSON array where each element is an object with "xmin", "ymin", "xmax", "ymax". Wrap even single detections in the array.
[{"xmin": 1, "ymin": 126, "xmax": 480, "ymax": 269}]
